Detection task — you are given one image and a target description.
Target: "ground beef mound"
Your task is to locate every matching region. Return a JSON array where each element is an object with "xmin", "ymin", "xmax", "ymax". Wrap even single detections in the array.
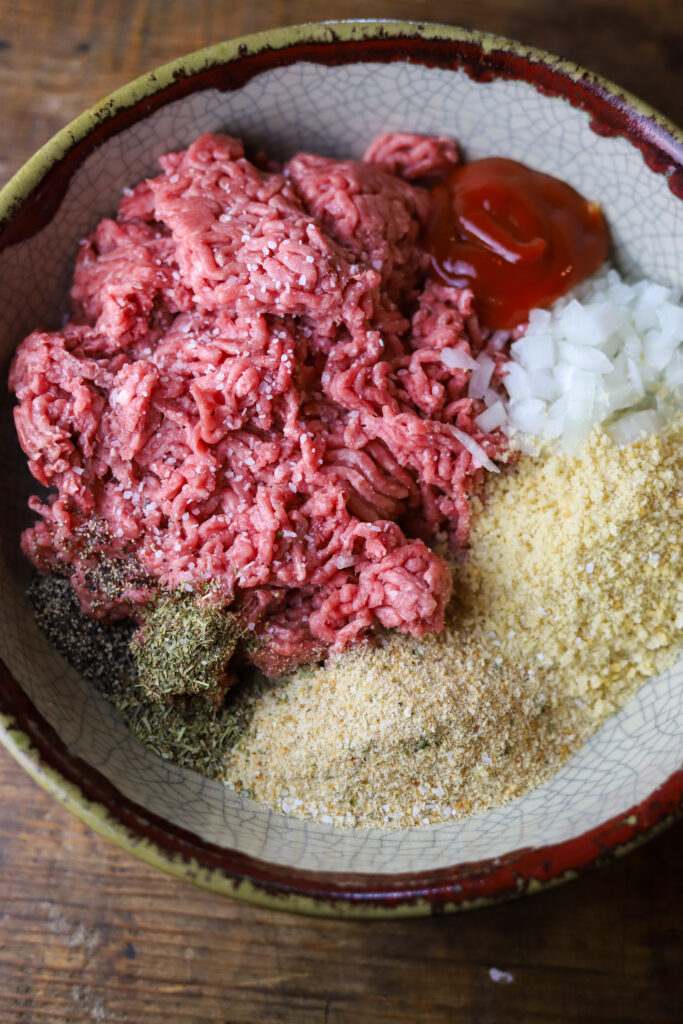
[{"xmin": 10, "ymin": 132, "xmax": 509, "ymax": 677}]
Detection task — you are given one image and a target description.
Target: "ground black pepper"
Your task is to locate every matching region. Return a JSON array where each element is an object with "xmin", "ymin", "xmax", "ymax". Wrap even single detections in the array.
[{"xmin": 27, "ymin": 573, "xmax": 135, "ymax": 696}]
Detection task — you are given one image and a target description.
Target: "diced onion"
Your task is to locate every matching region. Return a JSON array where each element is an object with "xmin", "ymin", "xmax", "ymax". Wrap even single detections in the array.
[
  {"xmin": 498, "ymin": 265, "xmax": 683, "ymax": 450},
  {"xmin": 607, "ymin": 409, "xmax": 666, "ymax": 446},
  {"xmin": 507, "ymin": 399, "xmax": 547, "ymax": 437},
  {"xmin": 474, "ymin": 401, "xmax": 507, "ymax": 432},
  {"xmin": 441, "ymin": 347, "xmax": 478, "ymax": 371},
  {"xmin": 468, "ymin": 353, "xmax": 496, "ymax": 399},
  {"xmin": 451, "ymin": 425, "xmax": 499, "ymax": 472},
  {"xmin": 557, "ymin": 342, "xmax": 613, "ymax": 373},
  {"xmin": 510, "ymin": 333, "xmax": 555, "ymax": 371}
]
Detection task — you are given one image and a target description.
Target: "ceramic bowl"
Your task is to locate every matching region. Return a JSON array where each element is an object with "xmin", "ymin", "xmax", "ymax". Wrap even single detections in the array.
[{"xmin": 0, "ymin": 21, "xmax": 681, "ymax": 918}]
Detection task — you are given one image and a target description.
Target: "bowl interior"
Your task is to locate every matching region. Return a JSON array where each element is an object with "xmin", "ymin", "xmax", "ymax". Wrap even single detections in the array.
[{"xmin": 0, "ymin": 35, "xmax": 681, "ymax": 879}]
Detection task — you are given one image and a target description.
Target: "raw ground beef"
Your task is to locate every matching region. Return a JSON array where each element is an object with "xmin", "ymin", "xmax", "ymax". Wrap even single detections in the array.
[{"xmin": 10, "ymin": 132, "xmax": 510, "ymax": 677}]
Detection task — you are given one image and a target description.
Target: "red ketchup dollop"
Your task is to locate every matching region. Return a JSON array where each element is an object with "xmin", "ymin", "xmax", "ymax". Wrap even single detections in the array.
[{"xmin": 426, "ymin": 157, "xmax": 609, "ymax": 330}]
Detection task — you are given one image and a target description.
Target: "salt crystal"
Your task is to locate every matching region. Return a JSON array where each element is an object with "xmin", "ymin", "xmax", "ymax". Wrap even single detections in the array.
[{"xmin": 489, "ymin": 968, "xmax": 514, "ymax": 985}]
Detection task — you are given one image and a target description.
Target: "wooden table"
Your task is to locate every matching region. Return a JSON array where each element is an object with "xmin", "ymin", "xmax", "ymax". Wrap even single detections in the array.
[{"xmin": 1, "ymin": 2, "xmax": 681, "ymax": 1021}]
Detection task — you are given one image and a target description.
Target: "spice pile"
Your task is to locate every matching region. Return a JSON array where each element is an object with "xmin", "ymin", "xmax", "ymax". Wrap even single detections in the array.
[
  {"xmin": 227, "ymin": 623, "xmax": 593, "ymax": 827},
  {"xmin": 26, "ymin": 572, "xmax": 259, "ymax": 778}
]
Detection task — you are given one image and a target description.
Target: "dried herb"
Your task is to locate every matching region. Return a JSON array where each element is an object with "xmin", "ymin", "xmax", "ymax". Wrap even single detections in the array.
[
  {"xmin": 27, "ymin": 571, "xmax": 258, "ymax": 777},
  {"xmin": 131, "ymin": 589, "xmax": 244, "ymax": 704},
  {"xmin": 112, "ymin": 680, "xmax": 256, "ymax": 779}
]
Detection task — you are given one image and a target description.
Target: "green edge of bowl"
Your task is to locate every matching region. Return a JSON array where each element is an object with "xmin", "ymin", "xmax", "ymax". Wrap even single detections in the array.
[
  {"xmin": 2, "ymin": 19, "xmax": 682, "ymax": 224},
  {"xmin": 1, "ymin": 19, "xmax": 681, "ymax": 918}
]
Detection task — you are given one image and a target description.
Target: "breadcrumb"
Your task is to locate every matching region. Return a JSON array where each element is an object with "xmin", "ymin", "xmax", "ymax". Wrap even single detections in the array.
[{"xmin": 460, "ymin": 415, "xmax": 683, "ymax": 711}]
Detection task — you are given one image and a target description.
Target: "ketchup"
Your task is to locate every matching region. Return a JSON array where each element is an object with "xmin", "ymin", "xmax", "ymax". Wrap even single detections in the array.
[{"xmin": 425, "ymin": 157, "xmax": 608, "ymax": 330}]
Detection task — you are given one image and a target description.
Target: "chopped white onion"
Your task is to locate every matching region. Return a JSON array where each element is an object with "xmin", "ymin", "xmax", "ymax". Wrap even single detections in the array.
[
  {"xmin": 643, "ymin": 329, "xmax": 678, "ymax": 373},
  {"xmin": 626, "ymin": 357, "xmax": 644, "ymax": 396},
  {"xmin": 508, "ymin": 399, "xmax": 547, "ymax": 436},
  {"xmin": 490, "ymin": 330, "xmax": 510, "ymax": 351},
  {"xmin": 335, "ymin": 554, "xmax": 356, "ymax": 569},
  {"xmin": 664, "ymin": 350, "xmax": 683, "ymax": 389},
  {"xmin": 607, "ymin": 409, "xmax": 666, "ymax": 446},
  {"xmin": 474, "ymin": 401, "xmax": 507, "ymax": 433},
  {"xmin": 498, "ymin": 265, "xmax": 683, "ymax": 450},
  {"xmin": 503, "ymin": 362, "xmax": 533, "ymax": 402},
  {"xmin": 468, "ymin": 353, "xmax": 496, "ymax": 399},
  {"xmin": 441, "ymin": 347, "xmax": 478, "ymax": 371},
  {"xmin": 510, "ymin": 333, "xmax": 555, "ymax": 371},
  {"xmin": 526, "ymin": 370, "xmax": 558, "ymax": 401},
  {"xmin": 558, "ymin": 342, "xmax": 613, "ymax": 374},
  {"xmin": 657, "ymin": 302, "xmax": 683, "ymax": 340},
  {"xmin": 527, "ymin": 308, "xmax": 552, "ymax": 333},
  {"xmin": 451, "ymin": 425, "xmax": 499, "ymax": 472}
]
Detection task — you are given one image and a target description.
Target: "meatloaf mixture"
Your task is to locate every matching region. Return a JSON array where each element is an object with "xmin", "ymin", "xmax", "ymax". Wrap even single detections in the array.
[{"xmin": 10, "ymin": 132, "xmax": 511, "ymax": 677}]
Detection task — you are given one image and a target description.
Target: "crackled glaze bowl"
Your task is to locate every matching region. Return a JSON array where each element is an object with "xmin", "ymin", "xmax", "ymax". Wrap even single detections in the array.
[{"xmin": 0, "ymin": 22, "xmax": 682, "ymax": 917}]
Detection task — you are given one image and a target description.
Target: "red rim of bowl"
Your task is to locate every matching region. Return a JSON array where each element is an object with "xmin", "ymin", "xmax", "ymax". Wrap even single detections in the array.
[{"xmin": 0, "ymin": 21, "xmax": 682, "ymax": 916}]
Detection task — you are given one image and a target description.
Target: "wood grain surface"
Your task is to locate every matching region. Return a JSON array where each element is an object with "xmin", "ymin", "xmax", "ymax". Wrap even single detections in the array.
[{"xmin": 0, "ymin": 2, "xmax": 682, "ymax": 1022}]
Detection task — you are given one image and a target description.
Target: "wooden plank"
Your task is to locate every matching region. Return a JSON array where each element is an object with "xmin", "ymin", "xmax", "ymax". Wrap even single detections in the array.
[
  {"xmin": 1, "ymin": 749, "xmax": 682, "ymax": 1023},
  {"xmin": 1, "ymin": 0, "xmax": 682, "ymax": 185}
]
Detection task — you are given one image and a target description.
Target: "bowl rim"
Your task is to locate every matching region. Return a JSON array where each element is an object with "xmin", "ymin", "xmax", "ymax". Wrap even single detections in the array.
[
  {"xmin": 2, "ymin": 18, "xmax": 683, "ymax": 236},
  {"xmin": 2, "ymin": 668, "xmax": 682, "ymax": 919},
  {"xmin": 1, "ymin": 18, "xmax": 682, "ymax": 919}
]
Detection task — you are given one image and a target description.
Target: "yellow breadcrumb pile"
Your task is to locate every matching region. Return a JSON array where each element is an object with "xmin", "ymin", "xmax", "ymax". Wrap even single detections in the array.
[
  {"xmin": 459, "ymin": 416, "xmax": 683, "ymax": 714},
  {"xmin": 226, "ymin": 418, "xmax": 683, "ymax": 828}
]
